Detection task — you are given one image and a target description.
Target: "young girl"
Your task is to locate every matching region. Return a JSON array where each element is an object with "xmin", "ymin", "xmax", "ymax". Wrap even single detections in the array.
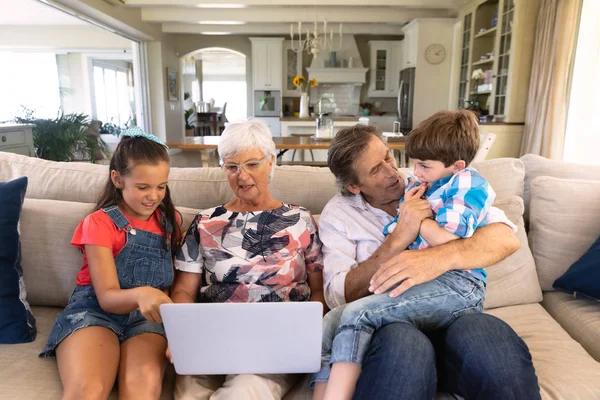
[{"xmin": 40, "ymin": 128, "xmax": 182, "ymax": 399}]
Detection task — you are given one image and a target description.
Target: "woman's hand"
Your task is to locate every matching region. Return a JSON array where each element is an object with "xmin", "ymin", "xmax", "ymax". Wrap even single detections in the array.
[{"xmin": 137, "ymin": 287, "xmax": 173, "ymax": 323}]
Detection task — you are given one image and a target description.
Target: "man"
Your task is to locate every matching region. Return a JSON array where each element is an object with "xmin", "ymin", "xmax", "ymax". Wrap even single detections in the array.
[{"xmin": 319, "ymin": 124, "xmax": 540, "ymax": 399}]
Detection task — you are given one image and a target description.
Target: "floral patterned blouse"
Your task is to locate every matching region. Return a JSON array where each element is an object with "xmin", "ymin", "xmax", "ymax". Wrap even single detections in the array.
[{"xmin": 175, "ymin": 204, "xmax": 323, "ymax": 303}]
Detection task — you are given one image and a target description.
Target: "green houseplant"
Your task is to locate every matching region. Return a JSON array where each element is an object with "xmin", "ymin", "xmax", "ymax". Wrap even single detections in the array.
[
  {"xmin": 16, "ymin": 110, "xmax": 110, "ymax": 163},
  {"xmin": 184, "ymin": 107, "xmax": 195, "ymax": 136}
]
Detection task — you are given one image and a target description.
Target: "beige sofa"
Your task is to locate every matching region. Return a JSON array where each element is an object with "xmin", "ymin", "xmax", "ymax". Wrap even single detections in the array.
[{"xmin": 1, "ymin": 151, "xmax": 600, "ymax": 399}]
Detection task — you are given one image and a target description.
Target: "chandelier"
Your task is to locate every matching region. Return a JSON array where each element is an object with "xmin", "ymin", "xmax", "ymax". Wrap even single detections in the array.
[{"xmin": 290, "ymin": 20, "xmax": 343, "ymax": 56}]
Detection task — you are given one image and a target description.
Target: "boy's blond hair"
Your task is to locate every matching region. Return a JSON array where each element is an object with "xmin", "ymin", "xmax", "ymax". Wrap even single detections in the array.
[{"xmin": 405, "ymin": 110, "xmax": 480, "ymax": 167}]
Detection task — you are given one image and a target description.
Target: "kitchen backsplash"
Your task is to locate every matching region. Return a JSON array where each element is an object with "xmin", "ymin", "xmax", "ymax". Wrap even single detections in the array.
[{"xmin": 310, "ymin": 84, "xmax": 361, "ymax": 116}]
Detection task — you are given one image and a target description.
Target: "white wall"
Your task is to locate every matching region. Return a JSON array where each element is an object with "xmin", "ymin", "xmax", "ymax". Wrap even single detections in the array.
[{"xmin": 411, "ymin": 19, "xmax": 455, "ymax": 126}]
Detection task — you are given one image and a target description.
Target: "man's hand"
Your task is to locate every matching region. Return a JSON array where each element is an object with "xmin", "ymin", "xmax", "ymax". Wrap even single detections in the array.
[{"xmin": 369, "ymin": 247, "xmax": 448, "ymax": 298}]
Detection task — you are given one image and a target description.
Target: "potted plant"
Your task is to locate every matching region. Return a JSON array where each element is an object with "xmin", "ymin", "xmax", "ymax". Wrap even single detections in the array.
[
  {"xmin": 184, "ymin": 107, "xmax": 195, "ymax": 136},
  {"xmin": 16, "ymin": 110, "xmax": 110, "ymax": 163}
]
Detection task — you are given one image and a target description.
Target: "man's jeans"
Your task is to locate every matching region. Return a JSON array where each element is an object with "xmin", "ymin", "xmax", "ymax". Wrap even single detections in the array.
[
  {"xmin": 352, "ymin": 314, "xmax": 541, "ymax": 400},
  {"xmin": 313, "ymin": 270, "xmax": 485, "ymax": 384}
]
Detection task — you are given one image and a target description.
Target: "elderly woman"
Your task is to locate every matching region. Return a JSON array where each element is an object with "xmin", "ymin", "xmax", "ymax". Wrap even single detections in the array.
[{"xmin": 171, "ymin": 120, "xmax": 326, "ymax": 400}]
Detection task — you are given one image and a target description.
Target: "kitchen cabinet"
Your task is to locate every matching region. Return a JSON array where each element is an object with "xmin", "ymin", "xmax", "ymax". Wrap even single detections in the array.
[
  {"xmin": 402, "ymin": 24, "xmax": 418, "ymax": 68},
  {"xmin": 250, "ymin": 38, "xmax": 284, "ymax": 91},
  {"xmin": 368, "ymin": 41, "xmax": 404, "ymax": 98},
  {"xmin": 0, "ymin": 124, "xmax": 35, "ymax": 157},
  {"xmin": 282, "ymin": 41, "xmax": 303, "ymax": 97},
  {"xmin": 254, "ymin": 116, "xmax": 281, "ymax": 137},
  {"xmin": 453, "ymin": 0, "xmax": 540, "ymax": 122}
]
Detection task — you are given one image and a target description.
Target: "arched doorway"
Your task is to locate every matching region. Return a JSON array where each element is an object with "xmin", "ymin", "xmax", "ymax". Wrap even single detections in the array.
[{"xmin": 180, "ymin": 47, "xmax": 247, "ymax": 132}]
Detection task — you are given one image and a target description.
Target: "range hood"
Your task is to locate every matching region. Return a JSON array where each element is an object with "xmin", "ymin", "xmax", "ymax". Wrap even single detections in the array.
[{"xmin": 307, "ymin": 35, "xmax": 368, "ymax": 84}]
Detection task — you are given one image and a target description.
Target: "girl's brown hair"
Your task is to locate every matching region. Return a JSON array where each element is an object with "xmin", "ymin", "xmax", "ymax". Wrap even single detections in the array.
[{"xmin": 95, "ymin": 136, "xmax": 182, "ymax": 255}]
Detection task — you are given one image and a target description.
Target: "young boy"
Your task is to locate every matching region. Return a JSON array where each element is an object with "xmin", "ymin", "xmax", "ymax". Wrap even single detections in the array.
[{"xmin": 313, "ymin": 110, "xmax": 495, "ymax": 400}]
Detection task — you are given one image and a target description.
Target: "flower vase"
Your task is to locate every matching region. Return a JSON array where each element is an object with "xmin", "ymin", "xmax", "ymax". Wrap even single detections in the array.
[{"xmin": 299, "ymin": 92, "xmax": 309, "ymax": 118}]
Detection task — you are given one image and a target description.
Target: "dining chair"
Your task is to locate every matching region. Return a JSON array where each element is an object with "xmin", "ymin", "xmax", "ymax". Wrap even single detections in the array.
[
  {"xmin": 218, "ymin": 102, "xmax": 228, "ymax": 134},
  {"xmin": 472, "ymin": 133, "xmax": 496, "ymax": 162}
]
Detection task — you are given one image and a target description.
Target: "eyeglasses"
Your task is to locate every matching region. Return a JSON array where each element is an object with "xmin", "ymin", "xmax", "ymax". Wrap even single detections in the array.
[{"xmin": 221, "ymin": 156, "xmax": 268, "ymax": 175}]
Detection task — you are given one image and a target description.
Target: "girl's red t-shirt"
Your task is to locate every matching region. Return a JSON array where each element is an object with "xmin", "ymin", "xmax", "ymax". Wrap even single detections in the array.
[{"xmin": 71, "ymin": 209, "xmax": 164, "ymax": 286}]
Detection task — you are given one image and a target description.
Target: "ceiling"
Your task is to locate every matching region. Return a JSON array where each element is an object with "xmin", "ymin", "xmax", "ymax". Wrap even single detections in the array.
[
  {"xmin": 0, "ymin": 0, "xmax": 85, "ymax": 25},
  {"xmin": 119, "ymin": 0, "xmax": 461, "ymax": 35}
]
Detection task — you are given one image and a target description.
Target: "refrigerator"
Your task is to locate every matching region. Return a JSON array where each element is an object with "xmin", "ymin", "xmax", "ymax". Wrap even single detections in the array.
[{"xmin": 396, "ymin": 67, "xmax": 416, "ymax": 134}]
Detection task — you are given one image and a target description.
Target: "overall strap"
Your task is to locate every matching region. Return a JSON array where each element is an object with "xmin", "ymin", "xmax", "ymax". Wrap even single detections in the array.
[{"xmin": 102, "ymin": 205, "xmax": 130, "ymax": 230}]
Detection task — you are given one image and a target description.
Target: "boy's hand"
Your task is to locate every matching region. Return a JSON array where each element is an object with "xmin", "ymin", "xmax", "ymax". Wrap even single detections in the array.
[
  {"xmin": 404, "ymin": 184, "xmax": 427, "ymax": 201},
  {"xmin": 137, "ymin": 287, "xmax": 173, "ymax": 323}
]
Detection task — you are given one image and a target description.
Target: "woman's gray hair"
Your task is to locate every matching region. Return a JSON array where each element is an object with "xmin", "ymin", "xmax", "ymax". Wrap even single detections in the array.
[{"xmin": 218, "ymin": 119, "xmax": 277, "ymax": 180}]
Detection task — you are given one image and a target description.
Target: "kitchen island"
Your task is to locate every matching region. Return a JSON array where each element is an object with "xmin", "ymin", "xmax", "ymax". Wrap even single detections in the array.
[{"xmin": 280, "ymin": 116, "xmax": 360, "ymax": 163}]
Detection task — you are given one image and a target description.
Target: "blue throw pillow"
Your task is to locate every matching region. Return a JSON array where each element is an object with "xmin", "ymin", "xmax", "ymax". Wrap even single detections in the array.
[
  {"xmin": 0, "ymin": 176, "xmax": 37, "ymax": 343},
  {"xmin": 553, "ymin": 236, "xmax": 600, "ymax": 301}
]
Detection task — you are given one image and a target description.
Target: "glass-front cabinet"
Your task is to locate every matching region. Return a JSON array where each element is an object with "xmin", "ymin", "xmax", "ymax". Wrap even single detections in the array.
[
  {"xmin": 493, "ymin": 0, "xmax": 514, "ymax": 118},
  {"xmin": 368, "ymin": 41, "xmax": 403, "ymax": 98},
  {"xmin": 453, "ymin": 0, "xmax": 539, "ymax": 122},
  {"xmin": 457, "ymin": 12, "xmax": 473, "ymax": 108},
  {"xmin": 282, "ymin": 41, "xmax": 303, "ymax": 97}
]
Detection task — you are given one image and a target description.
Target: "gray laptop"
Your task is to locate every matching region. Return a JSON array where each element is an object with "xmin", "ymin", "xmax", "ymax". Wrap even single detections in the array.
[{"xmin": 160, "ymin": 302, "xmax": 323, "ymax": 375}]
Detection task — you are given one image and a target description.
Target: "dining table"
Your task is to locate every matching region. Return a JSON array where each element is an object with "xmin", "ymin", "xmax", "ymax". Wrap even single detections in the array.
[{"xmin": 166, "ymin": 136, "xmax": 407, "ymax": 167}]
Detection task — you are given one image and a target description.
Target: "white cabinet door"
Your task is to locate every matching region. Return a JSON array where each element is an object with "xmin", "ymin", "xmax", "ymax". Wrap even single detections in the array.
[
  {"xmin": 251, "ymin": 38, "xmax": 283, "ymax": 90},
  {"xmin": 256, "ymin": 117, "xmax": 281, "ymax": 137},
  {"xmin": 252, "ymin": 41, "xmax": 269, "ymax": 90},
  {"xmin": 403, "ymin": 26, "xmax": 418, "ymax": 68},
  {"xmin": 369, "ymin": 41, "xmax": 403, "ymax": 98},
  {"xmin": 282, "ymin": 41, "xmax": 303, "ymax": 97},
  {"xmin": 267, "ymin": 41, "xmax": 283, "ymax": 90}
]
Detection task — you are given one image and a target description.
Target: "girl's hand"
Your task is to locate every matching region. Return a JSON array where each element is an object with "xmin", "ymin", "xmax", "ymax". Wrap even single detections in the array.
[
  {"xmin": 166, "ymin": 346, "xmax": 173, "ymax": 363},
  {"xmin": 137, "ymin": 287, "xmax": 173, "ymax": 323}
]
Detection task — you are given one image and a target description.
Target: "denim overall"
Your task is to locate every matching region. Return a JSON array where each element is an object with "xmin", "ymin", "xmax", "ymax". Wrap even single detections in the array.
[{"xmin": 41, "ymin": 205, "xmax": 174, "ymax": 357}]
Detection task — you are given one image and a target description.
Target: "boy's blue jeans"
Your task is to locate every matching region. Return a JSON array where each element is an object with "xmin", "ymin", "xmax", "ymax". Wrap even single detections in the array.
[{"xmin": 312, "ymin": 270, "xmax": 485, "ymax": 385}]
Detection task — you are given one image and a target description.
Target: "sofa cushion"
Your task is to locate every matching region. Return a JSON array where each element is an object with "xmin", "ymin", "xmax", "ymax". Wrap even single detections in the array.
[
  {"xmin": 528, "ymin": 176, "xmax": 600, "ymax": 291},
  {"xmin": 0, "ymin": 177, "xmax": 37, "ymax": 343},
  {"xmin": 487, "ymin": 303, "xmax": 600, "ymax": 399},
  {"xmin": 553, "ymin": 236, "xmax": 600, "ymax": 300},
  {"xmin": 484, "ymin": 196, "xmax": 542, "ymax": 309},
  {"xmin": 20, "ymin": 199, "xmax": 95, "ymax": 307},
  {"xmin": 542, "ymin": 291, "xmax": 600, "ymax": 363},
  {"xmin": 471, "ymin": 157, "xmax": 525, "ymax": 201},
  {"xmin": 0, "ymin": 152, "xmax": 107, "ymax": 204},
  {"xmin": 521, "ymin": 154, "xmax": 600, "ymax": 225},
  {"xmin": 0, "ymin": 152, "xmax": 337, "ymax": 215},
  {"xmin": 0, "ymin": 306, "xmax": 175, "ymax": 400}
]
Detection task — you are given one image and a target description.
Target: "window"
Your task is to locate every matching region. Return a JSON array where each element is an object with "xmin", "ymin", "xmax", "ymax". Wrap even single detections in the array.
[
  {"xmin": 92, "ymin": 61, "xmax": 135, "ymax": 127},
  {"xmin": 563, "ymin": 0, "xmax": 600, "ymax": 165},
  {"xmin": 0, "ymin": 52, "xmax": 61, "ymax": 122}
]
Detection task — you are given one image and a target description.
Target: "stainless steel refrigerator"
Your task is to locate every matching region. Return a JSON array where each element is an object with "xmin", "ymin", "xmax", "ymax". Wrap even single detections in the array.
[{"xmin": 396, "ymin": 67, "xmax": 416, "ymax": 134}]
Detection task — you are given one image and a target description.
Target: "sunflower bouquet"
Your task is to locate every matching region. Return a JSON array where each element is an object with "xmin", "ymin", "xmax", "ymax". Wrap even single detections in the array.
[{"xmin": 293, "ymin": 75, "xmax": 317, "ymax": 93}]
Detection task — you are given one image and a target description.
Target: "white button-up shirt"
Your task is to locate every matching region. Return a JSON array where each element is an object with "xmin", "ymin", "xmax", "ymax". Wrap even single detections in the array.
[{"xmin": 319, "ymin": 186, "xmax": 517, "ymax": 309}]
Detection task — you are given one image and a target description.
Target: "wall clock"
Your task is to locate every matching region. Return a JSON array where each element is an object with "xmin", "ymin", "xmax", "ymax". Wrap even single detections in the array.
[{"xmin": 425, "ymin": 44, "xmax": 446, "ymax": 64}]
